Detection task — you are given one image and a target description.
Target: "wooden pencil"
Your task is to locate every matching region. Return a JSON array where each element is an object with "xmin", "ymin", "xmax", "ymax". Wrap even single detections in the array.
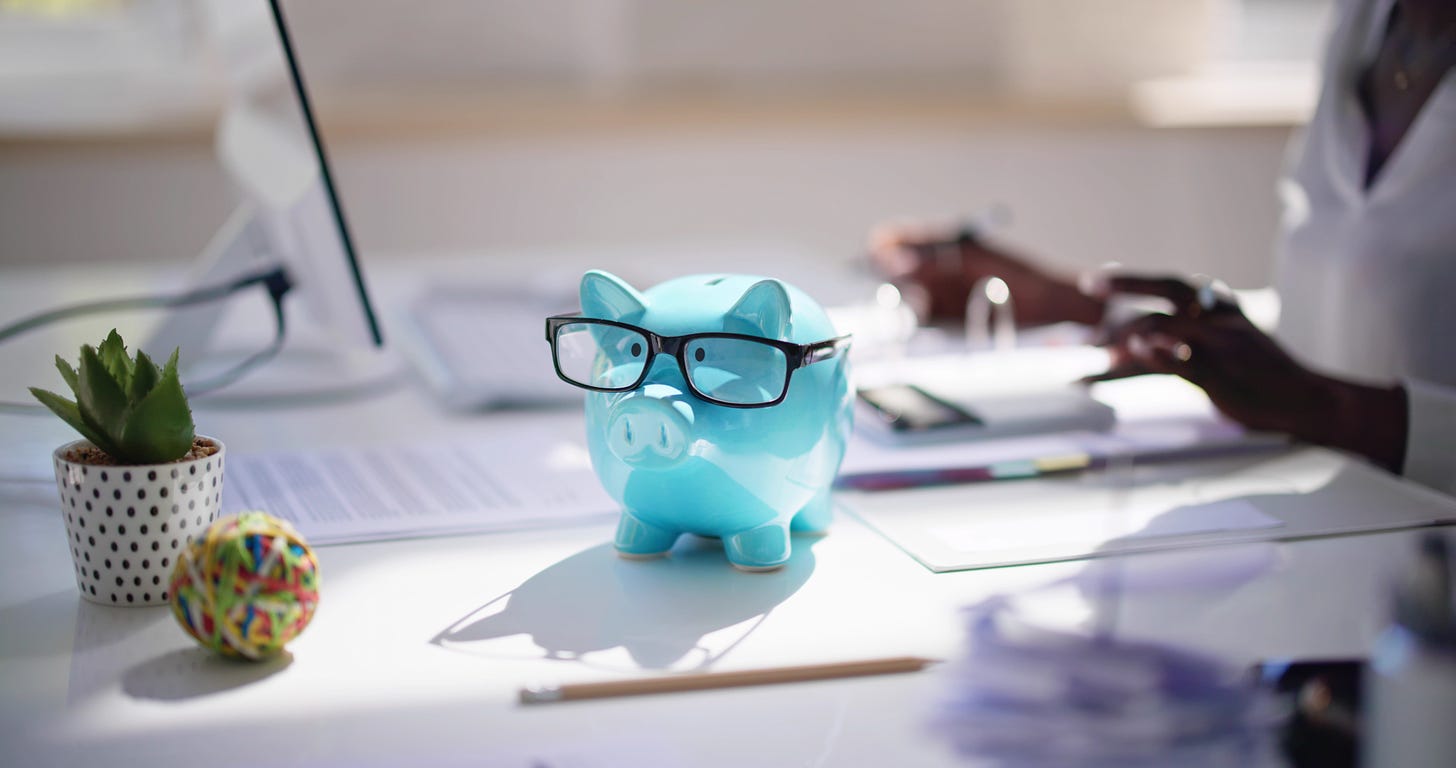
[{"xmin": 518, "ymin": 655, "xmax": 939, "ymax": 704}]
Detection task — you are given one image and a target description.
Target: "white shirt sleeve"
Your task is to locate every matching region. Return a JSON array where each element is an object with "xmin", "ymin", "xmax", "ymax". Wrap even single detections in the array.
[
  {"xmin": 1404, "ymin": 379, "xmax": 1456, "ymax": 496},
  {"xmin": 1268, "ymin": 0, "xmax": 1456, "ymax": 496}
]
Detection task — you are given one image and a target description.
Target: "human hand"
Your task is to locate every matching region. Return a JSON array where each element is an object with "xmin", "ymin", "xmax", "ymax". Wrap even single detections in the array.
[
  {"xmin": 867, "ymin": 220, "xmax": 1103, "ymax": 327},
  {"xmin": 1084, "ymin": 274, "xmax": 1407, "ymax": 470}
]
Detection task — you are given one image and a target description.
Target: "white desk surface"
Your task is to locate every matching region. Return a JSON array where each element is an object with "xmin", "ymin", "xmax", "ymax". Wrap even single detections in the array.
[{"xmin": 3, "ymin": 262, "xmax": 1455, "ymax": 767}]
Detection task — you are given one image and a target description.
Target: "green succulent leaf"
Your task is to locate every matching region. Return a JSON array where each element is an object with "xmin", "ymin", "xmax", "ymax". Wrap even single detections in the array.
[
  {"xmin": 54, "ymin": 356, "xmax": 79, "ymax": 393},
  {"xmin": 163, "ymin": 347, "xmax": 181, "ymax": 380},
  {"xmin": 28, "ymin": 387, "xmax": 117, "ymax": 455},
  {"xmin": 36, "ymin": 332, "xmax": 196, "ymax": 465},
  {"xmin": 129, "ymin": 349, "xmax": 161, "ymax": 403},
  {"xmin": 76, "ymin": 344, "xmax": 129, "ymax": 443},
  {"xmin": 96, "ymin": 329, "xmax": 134, "ymax": 392},
  {"xmin": 117, "ymin": 363, "xmax": 195, "ymax": 463}
]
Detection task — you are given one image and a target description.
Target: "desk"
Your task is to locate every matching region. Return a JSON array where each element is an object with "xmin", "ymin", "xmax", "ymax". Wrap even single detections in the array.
[{"xmin": 2, "ymin": 262, "xmax": 1453, "ymax": 767}]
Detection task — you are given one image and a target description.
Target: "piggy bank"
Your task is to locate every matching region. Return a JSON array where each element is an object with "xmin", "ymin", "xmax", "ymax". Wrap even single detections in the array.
[{"xmin": 546, "ymin": 270, "xmax": 853, "ymax": 572}]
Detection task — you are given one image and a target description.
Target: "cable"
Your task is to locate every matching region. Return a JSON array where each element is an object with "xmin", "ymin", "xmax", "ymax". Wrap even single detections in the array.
[
  {"xmin": 0, "ymin": 267, "xmax": 293, "ymax": 414},
  {"xmin": 0, "ymin": 267, "xmax": 286, "ymax": 345},
  {"xmin": 182, "ymin": 268, "xmax": 292, "ymax": 397}
]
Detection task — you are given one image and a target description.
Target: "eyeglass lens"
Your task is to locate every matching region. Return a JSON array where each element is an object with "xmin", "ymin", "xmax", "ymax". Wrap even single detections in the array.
[
  {"xmin": 554, "ymin": 322, "xmax": 650, "ymax": 389},
  {"xmin": 683, "ymin": 337, "xmax": 787, "ymax": 405},
  {"xmin": 553, "ymin": 321, "xmax": 790, "ymax": 405}
]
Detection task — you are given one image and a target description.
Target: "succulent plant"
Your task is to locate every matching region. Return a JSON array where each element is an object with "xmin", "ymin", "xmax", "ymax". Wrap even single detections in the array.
[{"xmin": 30, "ymin": 330, "xmax": 196, "ymax": 464}]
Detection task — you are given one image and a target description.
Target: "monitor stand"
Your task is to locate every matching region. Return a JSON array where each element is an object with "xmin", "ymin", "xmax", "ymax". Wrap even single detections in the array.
[{"xmin": 146, "ymin": 203, "xmax": 403, "ymax": 407}]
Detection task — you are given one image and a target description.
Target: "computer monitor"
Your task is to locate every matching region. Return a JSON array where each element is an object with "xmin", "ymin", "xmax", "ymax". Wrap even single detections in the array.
[{"xmin": 147, "ymin": 0, "xmax": 386, "ymax": 398}]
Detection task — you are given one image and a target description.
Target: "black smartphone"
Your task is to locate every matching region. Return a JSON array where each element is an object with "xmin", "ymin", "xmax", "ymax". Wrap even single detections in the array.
[{"xmin": 857, "ymin": 383, "xmax": 984, "ymax": 433}]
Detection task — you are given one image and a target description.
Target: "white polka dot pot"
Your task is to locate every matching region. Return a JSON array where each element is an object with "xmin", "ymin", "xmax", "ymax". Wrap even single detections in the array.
[{"xmin": 53, "ymin": 437, "xmax": 226, "ymax": 607}]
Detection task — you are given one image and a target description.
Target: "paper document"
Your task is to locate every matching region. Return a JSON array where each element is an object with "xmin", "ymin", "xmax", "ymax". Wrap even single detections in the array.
[{"xmin": 221, "ymin": 424, "xmax": 617, "ymax": 545}]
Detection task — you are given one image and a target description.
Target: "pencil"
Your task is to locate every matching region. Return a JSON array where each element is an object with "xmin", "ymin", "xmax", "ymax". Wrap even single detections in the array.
[{"xmin": 518, "ymin": 655, "xmax": 939, "ymax": 704}]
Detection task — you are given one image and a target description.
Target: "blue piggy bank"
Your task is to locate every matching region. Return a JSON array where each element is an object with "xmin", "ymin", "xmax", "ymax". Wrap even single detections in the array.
[{"xmin": 546, "ymin": 270, "xmax": 853, "ymax": 571}]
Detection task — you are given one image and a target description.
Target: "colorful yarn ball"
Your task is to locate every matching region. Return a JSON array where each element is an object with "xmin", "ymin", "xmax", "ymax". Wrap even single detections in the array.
[{"xmin": 169, "ymin": 511, "xmax": 320, "ymax": 660}]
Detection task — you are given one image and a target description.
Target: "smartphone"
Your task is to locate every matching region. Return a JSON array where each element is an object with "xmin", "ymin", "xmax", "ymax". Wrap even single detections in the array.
[
  {"xmin": 855, "ymin": 383, "xmax": 1116, "ymax": 445},
  {"xmin": 857, "ymin": 384, "xmax": 983, "ymax": 433}
]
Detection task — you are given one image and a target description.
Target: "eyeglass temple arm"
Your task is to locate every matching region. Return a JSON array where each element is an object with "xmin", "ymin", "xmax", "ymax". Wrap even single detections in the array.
[{"xmin": 800, "ymin": 335, "xmax": 851, "ymax": 368}]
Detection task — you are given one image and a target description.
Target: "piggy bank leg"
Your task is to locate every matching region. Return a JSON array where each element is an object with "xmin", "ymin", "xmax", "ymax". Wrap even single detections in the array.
[
  {"xmin": 789, "ymin": 487, "xmax": 833, "ymax": 535},
  {"xmin": 615, "ymin": 509, "xmax": 680, "ymax": 560},
  {"xmin": 724, "ymin": 522, "xmax": 791, "ymax": 572}
]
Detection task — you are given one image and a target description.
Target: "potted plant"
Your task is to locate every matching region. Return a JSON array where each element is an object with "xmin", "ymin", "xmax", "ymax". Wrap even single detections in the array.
[{"xmin": 31, "ymin": 330, "xmax": 225, "ymax": 606}]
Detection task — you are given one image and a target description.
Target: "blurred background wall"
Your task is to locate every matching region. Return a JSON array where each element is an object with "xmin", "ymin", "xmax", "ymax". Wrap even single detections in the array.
[{"xmin": 0, "ymin": 0, "xmax": 1330, "ymax": 288}]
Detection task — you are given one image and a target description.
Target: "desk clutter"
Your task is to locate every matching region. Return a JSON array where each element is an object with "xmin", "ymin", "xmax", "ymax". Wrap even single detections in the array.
[{"xmin": 930, "ymin": 597, "xmax": 1278, "ymax": 766}]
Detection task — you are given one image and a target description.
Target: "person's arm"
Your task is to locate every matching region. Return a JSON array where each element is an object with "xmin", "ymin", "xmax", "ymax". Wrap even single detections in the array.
[
  {"xmin": 1085, "ymin": 275, "xmax": 1410, "ymax": 474},
  {"xmin": 1319, "ymin": 378, "xmax": 1408, "ymax": 474},
  {"xmin": 867, "ymin": 222, "xmax": 1104, "ymax": 327}
]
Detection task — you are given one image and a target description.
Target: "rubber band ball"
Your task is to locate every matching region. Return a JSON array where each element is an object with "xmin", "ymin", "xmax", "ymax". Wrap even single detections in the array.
[{"xmin": 169, "ymin": 511, "xmax": 320, "ymax": 660}]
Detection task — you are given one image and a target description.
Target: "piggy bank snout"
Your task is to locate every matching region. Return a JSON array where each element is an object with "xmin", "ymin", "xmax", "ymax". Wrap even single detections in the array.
[{"xmin": 606, "ymin": 395, "xmax": 692, "ymax": 468}]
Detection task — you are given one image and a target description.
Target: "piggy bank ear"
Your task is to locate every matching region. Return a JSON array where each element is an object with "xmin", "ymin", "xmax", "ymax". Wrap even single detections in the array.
[
  {"xmin": 580, "ymin": 270, "xmax": 647, "ymax": 323},
  {"xmin": 725, "ymin": 279, "xmax": 791, "ymax": 339}
]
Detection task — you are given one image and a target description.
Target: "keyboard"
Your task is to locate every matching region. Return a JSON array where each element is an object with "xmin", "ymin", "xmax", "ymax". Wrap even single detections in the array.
[{"xmin": 396, "ymin": 283, "xmax": 580, "ymax": 411}]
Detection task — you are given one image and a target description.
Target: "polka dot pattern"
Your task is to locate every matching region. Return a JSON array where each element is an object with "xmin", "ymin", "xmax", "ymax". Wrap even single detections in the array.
[{"xmin": 53, "ymin": 438, "xmax": 226, "ymax": 607}]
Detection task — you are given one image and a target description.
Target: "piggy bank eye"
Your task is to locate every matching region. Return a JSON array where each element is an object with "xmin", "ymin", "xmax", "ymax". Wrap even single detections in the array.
[
  {"xmin": 630, "ymin": 342, "xmax": 643, "ymax": 357},
  {"xmin": 683, "ymin": 338, "xmax": 789, "ymax": 406}
]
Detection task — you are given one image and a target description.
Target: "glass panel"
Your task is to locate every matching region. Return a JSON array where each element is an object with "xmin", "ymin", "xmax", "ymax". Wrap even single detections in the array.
[
  {"xmin": 685, "ymin": 337, "xmax": 788, "ymax": 405},
  {"xmin": 554, "ymin": 322, "xmax": 650, "ymax": 390}
]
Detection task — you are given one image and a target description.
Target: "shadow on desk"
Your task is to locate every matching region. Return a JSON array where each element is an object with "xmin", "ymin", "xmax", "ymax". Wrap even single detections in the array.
[
  {"xmin": 54, "ymin": 600, "xmax": 293, "ymax": 704},
  {"xmin": 0, "ymin": 589, "xmax": 83, "ymax": 659},
  {"xmin": 432, "ymin": 535, "xmax": 818, "ymax": 672},
  {"xmin": 122, "ymin": 648, "xmax": 292, "ymax": 702}
]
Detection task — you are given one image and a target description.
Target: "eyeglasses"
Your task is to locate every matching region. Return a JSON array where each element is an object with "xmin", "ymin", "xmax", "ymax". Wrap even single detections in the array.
[{"xmin": 545, "ymin": 314, "xmax": 851, "ymax": 408}]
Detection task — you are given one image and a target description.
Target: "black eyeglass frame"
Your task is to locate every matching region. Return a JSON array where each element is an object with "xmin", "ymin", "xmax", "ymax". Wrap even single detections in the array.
[{"xmin": 545, "ymin": 314, "xmax": 851, "ymax": 409}]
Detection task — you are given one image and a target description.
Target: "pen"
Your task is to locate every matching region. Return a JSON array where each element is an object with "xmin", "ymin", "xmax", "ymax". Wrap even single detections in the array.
[
  {"xmin": 519, "ymin": 655, "xmax": 939, "ymax": 704},
  {"xmin": 933, "ymin": 204, "xmax": 1012, "ymax": 275},
  {"xmin": 955, "ymin": 203, "xmax": 1013, "ymax": 246}
]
